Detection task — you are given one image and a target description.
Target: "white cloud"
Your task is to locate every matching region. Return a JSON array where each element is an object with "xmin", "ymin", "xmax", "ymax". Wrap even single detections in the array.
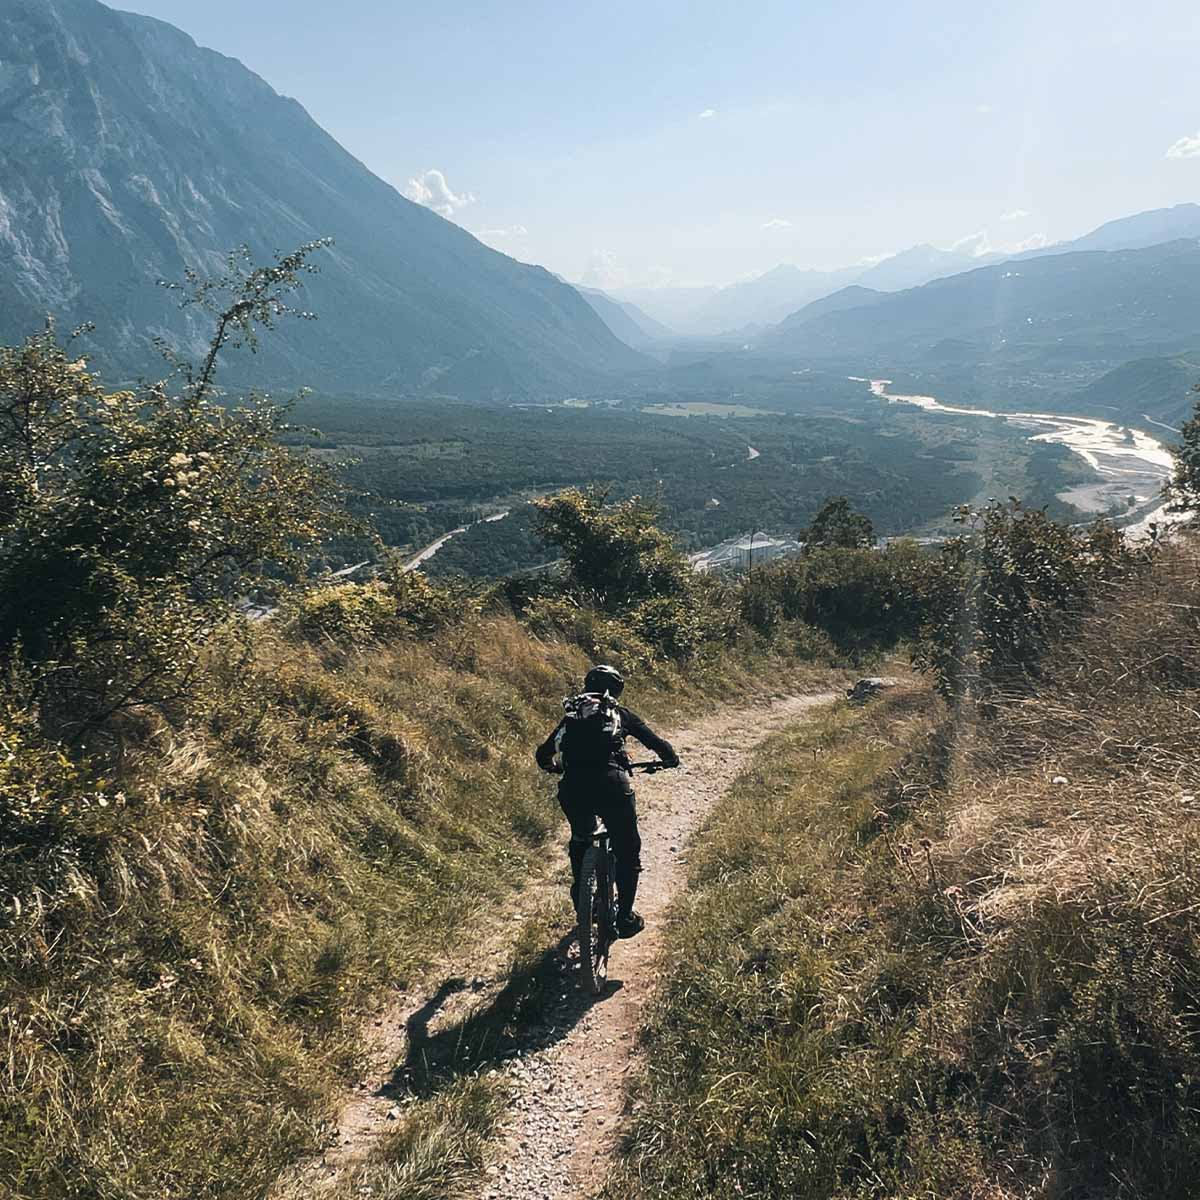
[
  {"xmin": 403, "ymin": 168, "xmax": 475, "ymax": 217},
  {"xmin": 1166, "ymin": 132, "xmax": 1200, "ymax": 159},
  {"xmin": 1001, "ymin": 208, "xmax": 1032, "ymax": 221},
  {"xmin": 951, "ymin": 230, "xmax": 993, "ymax": 257},
  {"xmin": 698, "ymin": 108, "xmax": 716, "ymax": 118},
  {"xmin": 475, "ymin": 224, "xmax": 528, "ymax": 241},
  {"xmin": 1012, "ymin": 232, "xmax": 1048, "ymax": 252},
  {"xmin": 761, "ymin": 218, "xmax": 792, "ymax": 230},
  {"xmin": 975, "ymin": 103, "xmax": 995, "ymax": 114}
]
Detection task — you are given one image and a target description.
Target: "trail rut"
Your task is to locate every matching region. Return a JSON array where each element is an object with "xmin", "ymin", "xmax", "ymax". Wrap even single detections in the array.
[{"xmin": 276, "ymin": 687, "xmax": 839, "ymax": 1198}]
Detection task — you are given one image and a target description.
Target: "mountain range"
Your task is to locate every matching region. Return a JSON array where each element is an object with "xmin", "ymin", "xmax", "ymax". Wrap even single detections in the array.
[
  {"xmin": 3, "ymin": 0, "xmax": 1197, "ymax": 425},
  {"xmin": 572, "ymin": 286, "xmax": 671, "ymax": 348},
  {"xmin": 613, "ymin": 204, "xmax": 1200, "ymax": 339},
  {"xmin": 761, "ymin": 238, "xmax": 1200, "ymax": 370},
  {"xmin": 0, "ymin": 0, "xmax": 642, "ymax": 398}
]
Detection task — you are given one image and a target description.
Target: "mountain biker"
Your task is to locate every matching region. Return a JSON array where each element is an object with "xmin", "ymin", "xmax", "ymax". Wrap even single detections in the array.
[{"xmin": 535, "ymin": 664, "xmax": 680, "ymax": 940}]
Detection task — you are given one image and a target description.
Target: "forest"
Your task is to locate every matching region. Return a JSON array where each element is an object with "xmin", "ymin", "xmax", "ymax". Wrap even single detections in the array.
[{"xmin": 287, "ymin": 388, "xmax": 1092, "ymax": 576}]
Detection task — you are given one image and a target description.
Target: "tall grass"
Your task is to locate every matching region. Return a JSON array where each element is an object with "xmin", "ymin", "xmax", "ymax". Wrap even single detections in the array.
[
  {"xmin": 608, "ymin": 537, "xmax": 1200, "ymax": 1200},
  {"xmin": 0, "ymin": 611, "xmax": 824, "ymax": 1200}
]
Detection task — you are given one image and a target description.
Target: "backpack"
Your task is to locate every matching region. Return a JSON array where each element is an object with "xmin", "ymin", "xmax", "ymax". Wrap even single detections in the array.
[{"xmin": 556, "ymin": 691, "xmax": 623, "ymax": 768}]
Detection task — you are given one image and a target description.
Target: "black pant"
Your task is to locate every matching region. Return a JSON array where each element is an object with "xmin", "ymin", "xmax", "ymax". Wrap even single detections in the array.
[{"xmin": 558, "ymin": 768, "xmax": 642, "ymax": 914}]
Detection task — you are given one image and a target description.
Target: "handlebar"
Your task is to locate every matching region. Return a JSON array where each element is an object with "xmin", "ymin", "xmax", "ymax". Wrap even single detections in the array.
[{"xmin": 542, "ymin": 760, "xmax": 680, "ymax": 776}]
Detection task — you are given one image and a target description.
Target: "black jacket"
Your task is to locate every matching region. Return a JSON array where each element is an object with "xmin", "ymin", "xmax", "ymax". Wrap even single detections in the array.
[{"xmin": 536, "ymin": 705, "xmax": 678, "ymax": 774}]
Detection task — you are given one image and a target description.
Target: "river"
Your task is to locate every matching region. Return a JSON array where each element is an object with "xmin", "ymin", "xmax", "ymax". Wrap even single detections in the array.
[{"xmin": 864, "ymin": 379, "xmax": 1183, "ymax": 540}]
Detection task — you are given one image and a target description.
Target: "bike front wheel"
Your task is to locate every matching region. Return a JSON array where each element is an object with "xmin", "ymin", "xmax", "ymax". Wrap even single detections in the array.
[{"xmin": 577, "ymin": 846, "xmax": 612, "ymax": 995}]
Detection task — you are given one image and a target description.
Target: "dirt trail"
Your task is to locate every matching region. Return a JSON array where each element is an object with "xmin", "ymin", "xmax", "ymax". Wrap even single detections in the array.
[{"xmin": 276, "ymin": 688, "xmax": 838, "ymax": 1199}]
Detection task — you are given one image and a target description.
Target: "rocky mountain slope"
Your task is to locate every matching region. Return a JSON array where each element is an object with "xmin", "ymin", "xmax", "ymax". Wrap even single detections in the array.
[{"xmin": 0, "ymin": 0, "xmax": 643, "ymax": 398}]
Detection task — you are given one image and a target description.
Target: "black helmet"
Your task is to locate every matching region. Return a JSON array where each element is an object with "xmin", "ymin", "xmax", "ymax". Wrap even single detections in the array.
[{"xmin": 584, "ymin": 664, "xmax": 624, "ymax": 698}]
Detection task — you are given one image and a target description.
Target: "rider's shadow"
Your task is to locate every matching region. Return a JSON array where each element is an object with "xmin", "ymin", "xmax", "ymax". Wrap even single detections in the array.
[{"xmin": 381, "ymin": 931, "xmax": 624, "ymax": 1100}]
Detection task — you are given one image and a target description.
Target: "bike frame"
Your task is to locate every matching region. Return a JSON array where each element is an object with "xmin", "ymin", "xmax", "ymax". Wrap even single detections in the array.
[{"xmin": 576, "ymin": 760, "xmax": 669, "ymax": 992}]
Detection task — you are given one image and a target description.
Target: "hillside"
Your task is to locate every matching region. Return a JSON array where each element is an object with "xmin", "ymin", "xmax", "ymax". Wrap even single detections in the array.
[
  {"xmin": 1046, "ymin": 201, "xmax": 1200, "ymax": 254},
  {"xmin": 683, "ymin": 264, "xmax": 864, "ymax": 335},
  {"xmin": 780, "ymin": 283, "xmax": 886, "ymax": 325},
  {"xmin": 0, "ymin": 0, "xmax": 642, "ymax": 398},
  {"xmin": 5, "ymin": 306, "xmax": 1200, "ymax": 1198},
  {"xmin": 763, "ymin": 239, "xmax": 1200, "ymax": 373},
  {"xmin": 576, "ymin": 286, "xmax": 673, "ymax": 347},
  {"xmin": 1062, "ymin": 351, "xmax": 1200, "ymax": 426},
  {"xmin": 655, "ymin": 246, "xmax": 995, "ymax": 337},
  {"xmin": 650, "ymin": 205, "xmax": 1200, "ymax": 342},
  {"xmin": 608, "ymin": 532, "xmax": 1200, "ymax": 1200},
  {"xmin": 0, "ymin": 329, "xmax": 882, "ymax": 1197}
]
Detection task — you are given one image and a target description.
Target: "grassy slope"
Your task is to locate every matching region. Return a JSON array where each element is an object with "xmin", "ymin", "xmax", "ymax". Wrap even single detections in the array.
[
  {"xmin": 610, "ymin": 538, "xmax": 1200, "ymax": 1200},
  {"xmin": 0, "ymin": 613, "xmax": 830, "ymax": 1200}
]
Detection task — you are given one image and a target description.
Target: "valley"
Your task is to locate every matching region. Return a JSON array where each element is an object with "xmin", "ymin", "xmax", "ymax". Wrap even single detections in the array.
[
  {"xmin": 291, "ymin": 381, "xmax": 1098, "ymax": 577},
  {"xmin": 866, "ymin": 378, "xmax": 1181, "ymax": 536},
  {"xmin": 4, "ymin": 3, "xmax": 1200, "ymax": 1198}
]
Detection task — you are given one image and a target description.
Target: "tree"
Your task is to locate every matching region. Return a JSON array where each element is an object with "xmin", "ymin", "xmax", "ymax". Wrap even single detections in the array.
[
  {"xmin": 533, "ymin": 488, "xmax": 691, "ymax": 612},
  {"xmin": 0, "ymin": 242, "xmax": 346, "ymax": 742},
  {"xmin": 915, "ymin": 501, "xmax": 1137, "ymax": 698},
  {"xmin": 1166, "ymin": 383, "xmax": 1200, "ymax": 516},
  {"xmin": 800, "ymin": 496, "xmax": 875, "ymax": 549},
  {"xmin": 533, "ymin": 488, "xmax": 704, "ymax": 660}
]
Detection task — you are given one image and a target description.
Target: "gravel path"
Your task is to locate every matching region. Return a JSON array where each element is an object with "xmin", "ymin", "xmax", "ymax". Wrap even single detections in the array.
[
  {"xmin": 477, "ymin": 689, "xmax": 838, "ymax": 1199},
  {"xmin": 274, "ymin": 687, "xmax": 838, "ymax": 1198}
]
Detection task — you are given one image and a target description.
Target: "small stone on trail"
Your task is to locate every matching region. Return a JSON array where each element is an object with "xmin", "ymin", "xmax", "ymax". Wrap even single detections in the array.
[
  {"xmin": 1052, "ymin": 775, "xmax": 1069, "ymax": 785},
  {"xmin": 385, "ymin": 1106, "xmax": 400, "ymax": 1120}
]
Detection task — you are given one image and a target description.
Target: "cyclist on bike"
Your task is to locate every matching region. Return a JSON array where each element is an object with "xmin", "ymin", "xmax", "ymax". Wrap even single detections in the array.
[{"xmin": 535, "ymin": 664, "xmax": 680, "ymax": 939}]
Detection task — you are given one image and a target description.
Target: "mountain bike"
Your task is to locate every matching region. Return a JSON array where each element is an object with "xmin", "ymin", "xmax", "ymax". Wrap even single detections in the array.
[{"xmin": 577, "ymin": 760, "xmax": 668, "ymax": 995}]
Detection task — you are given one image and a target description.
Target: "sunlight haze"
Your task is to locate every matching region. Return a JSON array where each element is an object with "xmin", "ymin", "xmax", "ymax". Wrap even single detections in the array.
[{"xmin": 119, "ymin": 0, "xmax": 1200, "ymax": 290}]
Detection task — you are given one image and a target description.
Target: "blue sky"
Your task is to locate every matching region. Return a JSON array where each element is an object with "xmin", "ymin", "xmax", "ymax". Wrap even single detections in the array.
[{"xmin": 123, "ymin": 0, "xmax": 1200, "ymax": 289}]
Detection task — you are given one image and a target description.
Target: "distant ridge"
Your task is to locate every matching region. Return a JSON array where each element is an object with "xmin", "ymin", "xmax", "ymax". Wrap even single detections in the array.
[
  {"xmin": 782, "ymin": 284, "xmax": 886, "ymax": 326},
  {"xmin": 575, "ymin": 286, "xmax": 673, "ymax": 346},
  {"xmin": 0, "ymin": 0, "xmax": 643, "ymax": 398},
  {"xmin": 1044, "ymin": 203, "xmax": 1200, "ymax": 255},
  {"xmin": 641, "ymin": 204, "xmax": 1200, "ymax": 339},
  {"xmin": 763, "ymin": 240, "xmax": 1200, "ymax": 371}
]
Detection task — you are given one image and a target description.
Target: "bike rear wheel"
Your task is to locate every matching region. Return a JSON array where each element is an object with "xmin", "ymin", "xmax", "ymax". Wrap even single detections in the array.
[{"xmin": 577, "ymin": 846, "xmax": 613, "ymax": 994}]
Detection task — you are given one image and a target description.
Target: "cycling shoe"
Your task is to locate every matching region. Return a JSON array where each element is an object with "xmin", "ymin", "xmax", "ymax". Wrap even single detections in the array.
[{"xmin": 616, "ymin": 911, "xmax": 645, "ymax": 939}]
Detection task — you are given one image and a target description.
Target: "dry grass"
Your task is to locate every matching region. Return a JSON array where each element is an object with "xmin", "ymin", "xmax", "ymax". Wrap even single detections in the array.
[
  {"xmin": 608, "ymin": 537, "xmax": 1200, "ymax": 1200},
  {"xmin": 0, "ymin": 612, "xmax": 827, "ymax": 1200},
  {"xmin": 325, "ymin": 1077, "xmax": 509, "ymax": 1200}
]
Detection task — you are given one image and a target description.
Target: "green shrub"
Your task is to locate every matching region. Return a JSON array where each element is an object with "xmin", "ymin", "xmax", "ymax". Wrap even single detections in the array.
[
  {"xmin": 916, "ymin": 501, "xmax": 1142, "ymax": 696},
  {"xmin": 288, "ymin": 568, "xmax": 475, "ymax": 648},
  {"xmin": 735, "ymin": 540, "xmax": 935, "ymax": 656},
  {"xmin": 381, "ymin": 558, "xmax": 480, "ymax": 634},
  {"xmin": 289, "ymin": 581, "xmax": 404, "ymax": 644},
  {"xmin": 0, "ymin": 246, "xmax": 343, "ymax": 743},
  {"xmin": 533, "ymin": 488, "xmax": 694, "ymax": 613},
  {"xmin": 521, "ymin": 595, "xmax": 657, "ymax": 672},
  {"xmin": 798, "ymin": 494, "xmax": 875, "ymax": 548},
  {"xmin": 1167, "ymin": 383, "xmax": 1200, "ymax": 516},
  {"xmin": 629, "ymin": 595, "xmax": 705, "ymax": 662}
]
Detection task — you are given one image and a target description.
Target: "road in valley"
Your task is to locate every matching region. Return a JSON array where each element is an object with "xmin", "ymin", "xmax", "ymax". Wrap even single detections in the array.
[{"xmin": 404, "ymin": 510, "xmax": 511, "ymax": 571}]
